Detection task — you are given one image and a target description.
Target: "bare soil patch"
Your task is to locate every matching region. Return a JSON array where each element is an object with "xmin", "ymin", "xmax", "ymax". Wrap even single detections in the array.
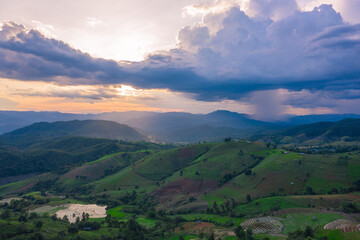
[
  {"xmin": 55, "ymin": 204, "xmax": 106, "ymax": 223},
  {"xmin": 155, "ymin": 178, "xmax": 218, "ymax": 198},
  {"xmin": 154, "ymin": 178, "xmax": 218, "ymax": 210}
]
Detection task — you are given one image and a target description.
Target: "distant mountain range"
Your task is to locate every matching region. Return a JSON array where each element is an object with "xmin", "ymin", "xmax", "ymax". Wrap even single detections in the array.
[{"xmin": 0, "ymin": 110, "xmax": 359, "ymax": 143}]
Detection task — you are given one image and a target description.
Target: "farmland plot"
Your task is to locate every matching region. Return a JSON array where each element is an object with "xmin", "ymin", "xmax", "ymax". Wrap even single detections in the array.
[{"xmin": 241, "ymin": 217, "xmax": 283, "ymax": 234}]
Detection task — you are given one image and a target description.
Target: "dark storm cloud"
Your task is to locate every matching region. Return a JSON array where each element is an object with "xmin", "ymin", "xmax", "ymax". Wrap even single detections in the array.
[{"xmin": 0, "ymin": 3, "xmax": 360, "ymax": 102}]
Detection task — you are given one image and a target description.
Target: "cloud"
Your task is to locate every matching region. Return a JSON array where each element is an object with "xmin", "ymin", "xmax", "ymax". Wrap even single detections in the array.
[
  {"xmin": 0, "ymin": 2, "xmax": 360, "ymax": 106},
  {"xmin": 173, "ymin": 4, "xmax": 360, "ymax": 99},
  {"xmin": 244, "ymin": 88, "xmax": 360, "ymax": 118},
  {"xmin": 297, "ymin": 0, "xmax": 360, "ymax": 24},
  {"xmin": 86, "ymin": 17, "xmax": 103, "ymax": 27},
  {"xmin": 0, "ymin": 97, "xmax": 18, "ymax": 109},
  {"xmin": 249, "ymin": 89, "xmax": 287, "ymax": 121},
  {"xmin": 15, "ymin": 86, "xmax": 119, "ymax": 100},
  {"xmin": 247, "ymin": 0, "xmax": 299, "ymax": 20}
]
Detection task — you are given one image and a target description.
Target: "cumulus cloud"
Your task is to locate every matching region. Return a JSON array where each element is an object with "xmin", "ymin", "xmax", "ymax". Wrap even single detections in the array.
[
  {"xmin": 0, "ymin": 2, "xmax": 360, "ymax": 106},
  {"xmin": 174, "ymin": 3, "xmax": 360, "ymax": 99},
  {"xmin": 247, "ymin": 0, "xmax": 299, "ymax": 20}
]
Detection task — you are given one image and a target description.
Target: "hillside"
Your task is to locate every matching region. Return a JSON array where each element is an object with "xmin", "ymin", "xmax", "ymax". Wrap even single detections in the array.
[
  {"xmin": 4, "ymin": 140, "xmax": 359, "ymax": 205},
  {"xmin": 206, "ymin": 149, "xmax": 360, "ymax": 202},
  {"xmin": 1, "ymin": 140, "xmax": 360, "ymax": 240},
  {"xmin": 258, "ymin": 118, "xmax": 360, "ymax": 146},
  {"xmin": 0, "ymin": 111, "xmax": 93, "ymax": 134},
  {"xmin": 1, "ymin": 119, "xmax": 146, "ymax": 143},
  {"xmin": 0, "ymin": 137, "xmax": 164, "ymax": 179},
  {"xmin": 158, "ymin": 125, "xmax": 246, "ymax": 143}
]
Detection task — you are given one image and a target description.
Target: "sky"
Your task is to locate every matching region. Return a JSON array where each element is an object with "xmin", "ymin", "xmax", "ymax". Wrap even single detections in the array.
[{"xmin": 0, "ymin": 0, "xmax": 360, "ymax": 120}]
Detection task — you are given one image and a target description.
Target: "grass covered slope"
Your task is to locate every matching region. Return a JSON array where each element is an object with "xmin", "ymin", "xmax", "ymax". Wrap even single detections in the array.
[
  {"xmin": 174, "ymin": 141, "xmax": 269, "ymax": 181},
  {"xmin": 1, "ymin": 138, "xmax": 360, "ymax": 240},
  {"xmin": 134, "ymin": 143, "xmax": 213, "ymax": 181},
  {"xmin": 85, "ymin": 144, "xmax": 215, "ymax": 195},
  {"xmin": 1, "ymin": 139, "xmax": 359, "ymax": 209},
  {"xmin": 206, "ymin": 149, "xmax": 360, "ymax": 203},
  {"xmin": 56, "ymin": 151, "xmax": 151, "ymax": 193},
  {"xmin": 88, "ymin": 142, "xmax": 271, "ymax": 196},
  {"xmin": 0, "ymin": 136, "xmax": 159, "ymax": 178}
]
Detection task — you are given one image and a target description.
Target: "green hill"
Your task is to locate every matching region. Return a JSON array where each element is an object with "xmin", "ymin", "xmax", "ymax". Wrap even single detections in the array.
[
  {"xmin": 1, "ymin": 139, "xmax": 360, "ymax": 240},
  {"xmin": 205, "ymin": 150, "xmax": 360, "ymax": 203},
  {"xmin": 159, "ymin": 125, "xmax": 247, "ymax": 143},
  {"xmin": 1, "ymin": 140, "xmax": 359, "ymax": 206},
  {"xmin": 0, "ymin": 136, "xmax": 164, "ymax": 179},
  {"xmin": 272, "ymin": 118, "xmax": 360, "ymax": 145},
  {"xmin": 1, "ymin": 119, "xmax": 145, "ymax": 144}
]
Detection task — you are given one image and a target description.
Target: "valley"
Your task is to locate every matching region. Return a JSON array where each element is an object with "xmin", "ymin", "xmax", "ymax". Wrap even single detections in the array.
[{"xmin": 1, "ymin": 120, "xmax": 360, "ymax": 239}]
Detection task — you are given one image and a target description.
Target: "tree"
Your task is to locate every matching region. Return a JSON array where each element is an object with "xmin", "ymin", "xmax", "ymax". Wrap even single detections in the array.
[
  {"xmin": 51, "ymin": 214, "xmax": 58, "ymax": 221},
  {"xmin": 343, "ymin": 203, "xmax": 360, "ymax": 213},
  {"xmin": 29, "ymin": 212, "xmax": 39, "ymax": 219},
  {"xmin": 246, "ymin": 194, "xmax": 252, "ymax": 202},
  {"xmin": 306, "ymin": 186, "xmax": 314, "ymax": 195},
  {"xmin": 235, "ymin": 226, "xmax": 246, "ymax": 239},
  {"xmin": 16, "ymin": 223, "xmax": 30, "ymax": 235},
  {"xmin": 235, "ymin": 226, "xmax": 254, "ymax": 240},
  {"xmin": 31, "ymin": 233, "xmax": 45, "ymax": 240},
  {"xmin": 208, "ymin": 232, "xmax": 215, "ymax": 240},
  {"xmin": 68, "ymin": 226, "xmax": 78, "ymax": 234},
  {"xmin": 18, "ymin": 214, "xmax": 27, "ymax": 222},
  {"xmin": 212, "ymin": 201, "xmax": 220, "ymax": 213},
  {"xmin": 304, "ymin": 226, "xmax": 314, "ymax": 238},
  {"xmin": 245, "ymin": 169, "xmax": 253, "ymax": 176},
  {"xmin": 0, "ymin": 209, "xmax": 10, "ymax": 219},
  {"xmin": 62, "ymin": 215, "xmax": 69, "ymax": 222},
  {"xmin": 35, "ymin": 220, "xmax": 43, "ymax": 229}
]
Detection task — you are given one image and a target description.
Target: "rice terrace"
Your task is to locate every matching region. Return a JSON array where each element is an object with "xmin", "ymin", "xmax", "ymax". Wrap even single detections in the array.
[{"xmin": 1, "ymin": 0, "xmax": 360, "ymax": 239}]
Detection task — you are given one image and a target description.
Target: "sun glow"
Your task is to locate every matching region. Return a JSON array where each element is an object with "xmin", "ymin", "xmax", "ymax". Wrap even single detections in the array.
[{"xmin": 116, "ymin": 85, "xmax": 140, "ymax": 96}]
